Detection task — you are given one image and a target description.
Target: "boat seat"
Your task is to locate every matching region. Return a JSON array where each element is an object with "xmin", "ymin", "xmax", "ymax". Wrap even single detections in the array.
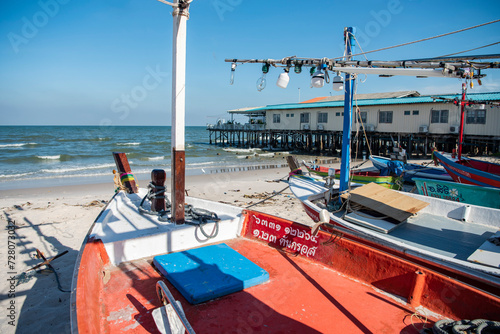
[
  {"xmin": 467, "ymin": 230, "xmax": 500, "ymax": 269},
  {"xmin": 344, "ymin": 211, "xmax": 404, "ymax": 234},
  {"xmin": 153, "ymin": 243, "xmax": 269, "ymax": 304}
]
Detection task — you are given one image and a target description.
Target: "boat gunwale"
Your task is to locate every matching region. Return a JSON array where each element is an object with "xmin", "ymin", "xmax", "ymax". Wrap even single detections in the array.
[
  {"xmin": 70, "ymin": 192, "xmax": 119, "ymax": 334},
  {"xmin": 434, "ymin": 151, "xmax": 500, "ymax": 188}
]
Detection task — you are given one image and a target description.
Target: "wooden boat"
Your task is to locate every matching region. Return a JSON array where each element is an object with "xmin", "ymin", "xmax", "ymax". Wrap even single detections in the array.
[
  {"xmin": 304, "ymin": 163, "xmax": 402, "ymax": 190},
  {"xmin": 370, "ymin": 155, "xmax": 452, "ymax": 182},
  {"xmin": 433, "ymin": 151, "xmax": 500, "ymax": 188},
  {"xmin": 289, "ymin": 173, "xmax": 500, "ymax": 281},
  {"xmin": 432, "ymin": 83, "xmax": 500, "ymax": 189},
  {"xmin": 70, "ymin": 168, "xmax": 500, "ymax": 333},
  {"xmin": 414, "ymin": 177, "xmax": 500, "ymax": 209},
  {"xmin": 70, "ymin": 4, "xmax": 500, "ymax": 330}
]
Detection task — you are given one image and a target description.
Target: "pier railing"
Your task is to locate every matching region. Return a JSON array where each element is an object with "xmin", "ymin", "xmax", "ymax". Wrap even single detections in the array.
[{"xmin": 207, "ymin": 123, "xmax": 265, "ymax": 131}]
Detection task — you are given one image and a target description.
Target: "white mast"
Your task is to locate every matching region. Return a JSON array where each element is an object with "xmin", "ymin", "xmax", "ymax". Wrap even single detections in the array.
[{"xmin": 170, "ymin": 0, "xmax": 190, "ymax": 224}]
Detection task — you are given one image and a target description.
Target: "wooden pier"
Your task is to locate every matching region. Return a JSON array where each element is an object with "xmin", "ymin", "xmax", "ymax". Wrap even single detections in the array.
[{"xmin": 207, "ymin": 126, "xmax": 500, "ymax": 158}]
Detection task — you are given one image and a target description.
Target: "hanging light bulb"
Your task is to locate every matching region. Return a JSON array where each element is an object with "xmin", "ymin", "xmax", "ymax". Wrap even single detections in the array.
[
  {"xmin": 311, "ymin": 69, "xmax": 325, "ymax": 88},
  {"xmin": 229, "ymin": 62, "xmax": 236, "ymax": 85},
  {"xmin": 256, "ymin": 63, "xmax": 270, "ymax": 92},
  {"xmin": 256, "ymin": 75, "xmax": 267, "ymax": 91},
  {"xmin": 277, "ymin": 68, "xmax": 290, "ymax": 89},
  {"xmin": 332, "ymin": 72, "xmax": 344, "ymax": 91}
]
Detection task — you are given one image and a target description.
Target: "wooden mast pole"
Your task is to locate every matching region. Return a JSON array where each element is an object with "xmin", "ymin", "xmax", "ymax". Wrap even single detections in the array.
[{"xmin": 171, "ymin": 0, "xmax": 189, "ymax": 224}]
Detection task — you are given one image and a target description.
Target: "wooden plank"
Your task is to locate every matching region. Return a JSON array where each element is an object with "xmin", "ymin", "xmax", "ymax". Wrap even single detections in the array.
[
  {"xmin": 286, "ymin": 155, "xmax": 300, "ymax": 172},
  {"xmin": 342, "ymin": 182, "xmax": 428, "ymax": 222},
  {"xmin": 112, "ymin": 152, "xmax": 138, "ymax": 194},
  {"xmin": 172, "ymin": 148, "xmax": 185, "ymax": 224},
  {"xmin": 467, "ymin": 230, "xmax": 500, "ymax": 268}
]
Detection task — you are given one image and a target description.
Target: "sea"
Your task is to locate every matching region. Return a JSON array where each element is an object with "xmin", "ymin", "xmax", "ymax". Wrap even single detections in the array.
[{"xmin": 0, "ymin": 126, "xmax": 292, "ymax": 190}]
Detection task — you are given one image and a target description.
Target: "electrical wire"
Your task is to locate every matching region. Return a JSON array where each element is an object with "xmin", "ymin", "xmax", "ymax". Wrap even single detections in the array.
[
  {"xmin": 330, "ymin": 19, "xmax": 500, "ymax": 61},
  {"xmin": 436, "ymin": 41, "xmax": 500, "ymax": 58}
]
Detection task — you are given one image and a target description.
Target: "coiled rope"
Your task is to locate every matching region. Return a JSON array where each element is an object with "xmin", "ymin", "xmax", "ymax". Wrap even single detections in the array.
[
  {"xmin": 138, "ymin": 182, "xmax": 220, "ymax": 239},
  {"xmin": 432, "ymin": 319, "xmax": 500, "ymax": 334}
]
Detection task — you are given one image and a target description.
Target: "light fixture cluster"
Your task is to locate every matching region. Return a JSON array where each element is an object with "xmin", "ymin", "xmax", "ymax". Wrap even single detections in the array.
[{"xmin": 229, "ymin": 61, "xmax": 345, "ymax": 92}]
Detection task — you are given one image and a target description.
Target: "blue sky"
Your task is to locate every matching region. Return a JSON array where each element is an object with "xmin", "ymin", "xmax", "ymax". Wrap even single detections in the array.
[{"xmin": 1, "ymin": 0, "xmax": 500, "ymax": 126}]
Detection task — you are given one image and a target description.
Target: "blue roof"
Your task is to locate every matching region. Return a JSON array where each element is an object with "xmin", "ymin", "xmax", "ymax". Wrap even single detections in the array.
[{"xmin": 250, "ymin": 92, "xmax": 500, "ymax": 112}]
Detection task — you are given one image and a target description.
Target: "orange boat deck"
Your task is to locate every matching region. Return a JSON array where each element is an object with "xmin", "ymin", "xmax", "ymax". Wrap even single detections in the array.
[
  {"xmin": 102, "ymin": 238, "xmax": 425, "ymax": 333},
  {"xmin": 76, "ymin": 210, "xmax": 500, "ymax": 333}
]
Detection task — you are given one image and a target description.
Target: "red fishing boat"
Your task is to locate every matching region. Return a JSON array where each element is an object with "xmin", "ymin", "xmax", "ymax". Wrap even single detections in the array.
[
  {"xmin": 433, "ymin": 151, "xmax": 500, "ymax": 188},
  {"xmin": 71, "ymin": 2, "xmax": 500, "ymax": 332},
  {"xmin": 71, "ymin": 165, "xmax": 500, "ymax": 333},
  {"xmin": 433, "ymin": 83, "xmax": 500, "ymax": 188}
]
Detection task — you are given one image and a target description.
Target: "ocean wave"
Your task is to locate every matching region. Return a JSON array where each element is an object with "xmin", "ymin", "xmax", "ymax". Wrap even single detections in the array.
[
  {"xmin": 57, "ymin": 137, "xmax": 111, "ymax": 142},
  {"xmin": 236, "ymin": 153, "xmax": 276, "ymax": 159},
  {"xmin": 35, "ymin": 154, "xmax": 75, "ymax": 161},
  {"xmin": 36, "ymin": 155, "xmax": 61, "ymax": 160},
  {"xmin": 136, "ymin": 155, "xmax": 166, "ymax": 161},
  {"xmin": 223, "ymin": 148, "xmax": 261, "ymax": 153},
  {"xmin": 116, "ymin": 142, "xmax": 141, "ymax": 146},
  {"xmin": 188, "ymin": 161, "xmax": 215, "ymax": 166},
  {"xmin": 3, "ymin": 154, "xmax": 74, "ymax": 164},
  {"xmin": 40, "ymin": 163, "xmax": 116, "ymax": 174},
  {"xmin": 0, "ymin": 142, "xmax": 38, "ymax": 148},
  {"xmin": 0, "ymin": 171, "xmax": 112, "ymax": 181},
  {"xmin": 0, "ymin": 172, "xmax": 36, "ymax": 179},
  {"xmin": 147, "ymin": 156, "xmax": 165, "ymax": 161}
]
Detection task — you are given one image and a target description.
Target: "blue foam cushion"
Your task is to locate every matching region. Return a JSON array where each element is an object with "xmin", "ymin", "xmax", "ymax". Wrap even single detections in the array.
[{"xmin": 153, "ymin": 243, "xmax": 269, "ymax": 304}]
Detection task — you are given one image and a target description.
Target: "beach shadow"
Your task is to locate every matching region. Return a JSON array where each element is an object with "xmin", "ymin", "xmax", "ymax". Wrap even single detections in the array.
[{"xmin": 1, "ymin": 211, "xmax": 76, "ymax": 334}]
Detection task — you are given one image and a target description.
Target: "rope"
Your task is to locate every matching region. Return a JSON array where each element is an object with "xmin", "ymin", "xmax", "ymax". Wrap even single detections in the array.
[
  {"xmin": 138, "ymin": 183, "xmax": 221, "ymax": 239},
  {"xmin": 26, "ymin": 265, "xmax": 70, "ymax": 293},
  {"xmin": 47, "ymin": 265, "xmax": 71, "ymax": 293},
  {"xmin": 351, "ymin": 160, "xmax": 368, "ymax": 169},
  {"xmin": 246, "ymin": 186, "xmax": 290, "ymax": 208},
  {"xmin": 138, "ymin": 182, "xmax": 171, "ymax": 216},
  {"xmin": 432, "ymin": 319, "xmax": 500, "ymax": 334},
  {"xmin": 184, "ymin": 205, "xmax": 220, "ymax": 239},
  {"xmin": 113, "ymin": 170, "xmax": 127, "ymax": 192},
  {"xmin": 409, "ymin": 310, "xmax": 428, "ymax": 332}
]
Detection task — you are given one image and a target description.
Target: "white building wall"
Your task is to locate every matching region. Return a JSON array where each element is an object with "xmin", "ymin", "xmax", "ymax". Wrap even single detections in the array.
[{"xmin": 264, "ymin": 102, "xmax": 499, "ymax": 136}]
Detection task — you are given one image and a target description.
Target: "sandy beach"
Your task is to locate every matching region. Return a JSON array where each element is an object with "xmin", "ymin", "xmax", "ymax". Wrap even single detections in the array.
[{"xmin": 0, "ymin": 162, "xmax": 329, "ymax": 334}]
